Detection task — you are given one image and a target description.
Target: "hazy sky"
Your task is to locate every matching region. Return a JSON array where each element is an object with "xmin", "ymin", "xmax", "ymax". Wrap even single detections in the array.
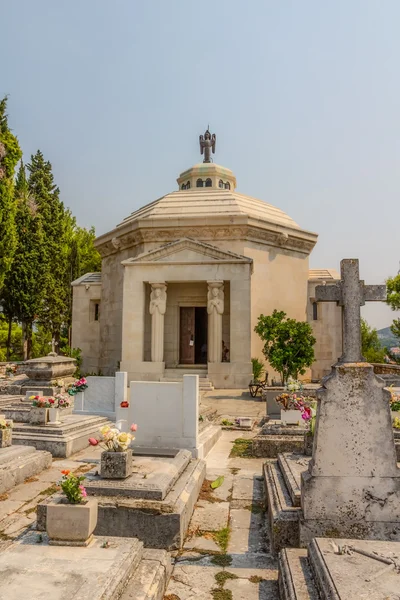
[{"xmin": 2, "ymin": 1, "xmax": 399, "ymax": 329}]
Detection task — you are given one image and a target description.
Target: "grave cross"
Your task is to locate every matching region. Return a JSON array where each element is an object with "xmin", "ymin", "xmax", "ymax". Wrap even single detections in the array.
[{"xmin": 315, "ymin": 259, "xmax": 386, "ymax": 363}]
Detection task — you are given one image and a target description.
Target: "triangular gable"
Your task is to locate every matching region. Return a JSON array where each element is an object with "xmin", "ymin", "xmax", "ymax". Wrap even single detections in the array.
[{"xmin": 122, "ymin": 238, "xmax": 253, "ymax": 265}]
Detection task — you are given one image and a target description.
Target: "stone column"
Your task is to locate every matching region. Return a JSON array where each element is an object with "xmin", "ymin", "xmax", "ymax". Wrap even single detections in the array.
[
  {"xmin": 207, "ymin": 281, "xmax": 224, "ymax": 363},
  {"xmin": 149, "ymin": 283, "xmax": 167, "ymax": 363}
]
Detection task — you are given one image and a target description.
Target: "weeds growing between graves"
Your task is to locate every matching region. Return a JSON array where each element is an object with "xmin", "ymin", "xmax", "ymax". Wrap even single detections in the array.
[{"xmin": 229, "ymin": 438, "xmax": 253, "ymax": 458}]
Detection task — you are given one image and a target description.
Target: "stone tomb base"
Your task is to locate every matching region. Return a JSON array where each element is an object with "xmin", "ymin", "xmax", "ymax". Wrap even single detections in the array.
[
  {"xmin": 279, "ymin": 537, "xmax": 400, "ymax": 600},
  {"xmin": 38, "ymin": 449, "xmax": 206, "ymax": 550},
  {"xmin": 0, "ymin": 531, "xmax": 172, "ymax": 600},
  {"xmin": 11, "ymin": 414, "xmax": 112, "ymax": 458},
  {"xmin": 0, "ymin": 445, "xmax": 52, "ymax": 495},
  {"xmin": 264, "ymin": 453, "xmax": 310, "ymax": 553},
  {"xmin": 253, "ymin": 423, "xmax": 306, "ymax": 458}
]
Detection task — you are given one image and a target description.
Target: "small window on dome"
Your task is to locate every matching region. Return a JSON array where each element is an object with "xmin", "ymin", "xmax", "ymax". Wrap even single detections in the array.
[
  {"xmin": 196, "ymin": 178, "xmax": 203, "ymax": 188},
  {"xmin": 186, "ymin": 181, "xmax": 190, "ymax": 189},
  {"xmin": 225, "ymin": 182, "xmax": 231, "ymax": 190},
  {"xmin": 205, "ymin": 178, "xmax": 212, "ymax": 187},
  {"xmin": 181, "ymin": 183, "xmax": 186, "ymax": 190},
  {"xmin": 219, "ymin": 179, "xmax": 223, "ymax": 188}
]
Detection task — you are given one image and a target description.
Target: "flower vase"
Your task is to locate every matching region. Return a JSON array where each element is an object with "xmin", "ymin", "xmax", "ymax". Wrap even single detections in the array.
[
  {"xmin": 49, "ymin": 407, "xmax": 60, "ymax": 424},
  {"xmin": 0, "ymin": 428, "xmax": 12, "ymax": 448},
  {"xmin": 100, "ymin": 449, "xmax": 132, "ymax": 479},
  {"xmin": 29, "ymin": 407, "xmax": 49, "ymax": 426},
  {"xmin": 280, "ymin": 409, "xmax": 301, "ymax": 425},
  {"xmin": 46, "ymin": 497, "xmax": 98, "ymax": 546}
]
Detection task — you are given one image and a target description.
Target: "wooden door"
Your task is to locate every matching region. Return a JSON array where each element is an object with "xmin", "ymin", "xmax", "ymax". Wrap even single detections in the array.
[{"xmin": 180, "ymin": 307, "xmax": 195, "ymax": 364}]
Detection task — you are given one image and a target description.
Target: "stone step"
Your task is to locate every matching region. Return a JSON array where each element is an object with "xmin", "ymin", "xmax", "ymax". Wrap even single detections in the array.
[
  {"xmin": 278, "ymin": 453, "xmax": 310, "ymax": 508},
  {"xmin": 264, "ymin": 460, "xmax": 301, "ymax": 553},
  {"xmin": 120, "ymin": 549, "xmax": 172, "ymax": 600},
  {"xmin": 196, "ymin": 424, "xmax": 222, "ymax": 459},
  {"xmin": 0, "ymin": 445, "xmax": 52, "ymax": 495},
  {"xmin": 278, "ymin": 548, "xmax": 319, "ymax": 600}
]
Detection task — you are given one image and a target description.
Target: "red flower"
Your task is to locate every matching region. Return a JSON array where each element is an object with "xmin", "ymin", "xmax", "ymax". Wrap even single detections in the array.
[
  {"xmin": 49, "ymin": 399, "xmax": 55, "ymax": 404},
  {"xmin": 88, "ymin": 438, "xmax": 99, "ymax": 446},
  {"xmin": 130, "ymin": 423, "xmax": 138, "ymax": 432},
  {"xmin": 61, "ymin": 469, "xmax": 70, "ymax": 475}
]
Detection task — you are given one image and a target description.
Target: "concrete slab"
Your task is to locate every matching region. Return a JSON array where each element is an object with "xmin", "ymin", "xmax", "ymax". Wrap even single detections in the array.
[
  {"xmin": 0, "ymin": 532, "xmax": 143, "ymax": 600},
  {"xmin": 227, "ymin": 527, "xmax": 266, "ymax": 554},
  {"xmin": 184, "ymin": 535, "xmax": 220, "ymax": 552},
  {"xmin": 278, "ymin": 453, "xmax": 310, "ymax": 508},
  {"xmin": 11, "ymin": 414, "xmax": 112, "ymax": 457},
  {"xmin": 119, "ymin": 548, "xmax": 172, "ymax": 600},
  {"xmin": 0, "ymin": 445, "xmax": 52, "ymax": 495},
  {"xmin": 38, "ymin": 458, "xmax": 206, "ymax": 550},
  {"xmin": 190, "ymin": 500, "xmax": 230, "ymax": 531},
  {"xmin": 231, "ymin": 475, "xmax": 263, "ymax": 507},
  {"xmin": 85, "ymin": 449, "xmax": 191, "ymax": 500},
  {"xmin": 230, "ymin": 508, "xmax": 263, "ymax": 530},
  {"xmin": 225, "ymin": 577, "xmax": 278, "ymax": 600}
]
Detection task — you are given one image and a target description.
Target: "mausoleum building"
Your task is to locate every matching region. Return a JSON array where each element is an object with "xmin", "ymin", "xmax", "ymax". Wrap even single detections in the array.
[{"xmin": 71, "ymin": 132, "xmax": 342, "ymax": 386}]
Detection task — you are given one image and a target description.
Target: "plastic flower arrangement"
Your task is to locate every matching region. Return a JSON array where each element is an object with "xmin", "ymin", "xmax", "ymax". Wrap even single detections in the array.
[
  {"xmin": 0, "ymin": 418, "xmax": 12, "ymax": 430},
  {"xmin": 389, "ymin": 388, "xmax": 400, "ymax": 413},
  {"xmin": 88, "ymin": 422, "xmax": 138, "ymax": 452},
  {"xmin": 59, "ymin": 470, "xmax": 87, "ymax": 504},
  {"xmin": 30, "ymin": 395, "xmax": 52, "ymax": 408},
  {"xmin": 275, "ymin": 379, "xmax": 315, "ymax": 414},
  {"xmin": 54, "ymin": 394, "xmax": 71, "ymax": 409},
  {"xmin": 393, "ymin": 416, "xmax": 400, "ymax": 430},
  {"xmin": 298, "ymin": 401, "xmax": 317, "ymax": 434},
  {"xmin": 67, "ymin": 378, "xmax": 88, "ymax": 396}
]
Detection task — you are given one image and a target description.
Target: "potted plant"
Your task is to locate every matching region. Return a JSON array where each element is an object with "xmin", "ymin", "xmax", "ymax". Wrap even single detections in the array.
[
  {"xmin": 390, "ymin": 388, "xmax": 400, "ymax": 424},
  {"xmin": 0, "ymin": 418, "xmax": 13, "ymax": 448},
  {"xmin": 46, "ymin": 470, "xmax": 98, "ymax": 546},
  {"xmin": 48, "ymin": 394, "xmax": 72, "ymax": 423},
  {"xmin": 275, "ymin": 380, "xmax": 315, "ymax": 425},
  {"xmin": 29, "ymin": 396, "xmax": 51, "ymax": 425},
  {"xmin": 67, "ymin": 377, "xmax": 88, "ymax": 396},
  {"xmin": 89, "ymin": 422, "xmax": 138, "ymax": 479}
]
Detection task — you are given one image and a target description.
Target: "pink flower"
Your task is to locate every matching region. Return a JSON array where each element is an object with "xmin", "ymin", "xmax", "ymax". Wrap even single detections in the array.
[
  {"xmin": 88, "ymin": 437, "xmax": 99, "ymax": 446},
  {"xmin": 79, "ymin": 485, "xmax": 87, "ymax": 498},
  {"xmin": 130, "ymin": 423, "xmax": 138, "ymax": 432}
]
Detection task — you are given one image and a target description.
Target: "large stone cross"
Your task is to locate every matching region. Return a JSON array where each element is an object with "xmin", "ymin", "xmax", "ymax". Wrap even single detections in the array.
[{"xmin": 315, "ymin": 259, "xmax": 386, "ymax": 363}]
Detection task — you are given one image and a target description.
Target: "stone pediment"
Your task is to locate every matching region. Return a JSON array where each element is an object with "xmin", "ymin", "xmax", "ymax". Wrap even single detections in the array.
[{"xmin": 122, "ymin": 238, "xmax": 253, "ymax": 266}]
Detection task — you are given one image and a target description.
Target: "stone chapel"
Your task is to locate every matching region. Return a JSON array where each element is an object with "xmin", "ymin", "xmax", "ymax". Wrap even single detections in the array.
[{"xmin": 71, "ymin": 131, "xmax": 342, "ymax": 387}]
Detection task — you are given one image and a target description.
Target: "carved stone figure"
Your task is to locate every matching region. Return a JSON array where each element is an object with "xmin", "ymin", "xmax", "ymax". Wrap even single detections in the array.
[
  {"xmin": 199, "ymin": 129, "xmax": 216, "ymax": 163},
  {"xmin": 207, "ymin": 282, "xmax": 224, "ymax": 363},
  {"xmin": 149, "ymin": 284, "xmax": 167, "ymax": 362}
]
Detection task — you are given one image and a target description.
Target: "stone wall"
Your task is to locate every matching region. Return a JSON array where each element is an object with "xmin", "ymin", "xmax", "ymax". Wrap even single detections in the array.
[{"xmin": 71, "ymin": 284, "xmax": 101, "ymax": 374}]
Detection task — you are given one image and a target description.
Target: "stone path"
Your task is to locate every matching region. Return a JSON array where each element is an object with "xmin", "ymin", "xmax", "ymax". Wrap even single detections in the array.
[{"xmin": 165, "ymin": 431, "xmax": 279, "ymax": 600}]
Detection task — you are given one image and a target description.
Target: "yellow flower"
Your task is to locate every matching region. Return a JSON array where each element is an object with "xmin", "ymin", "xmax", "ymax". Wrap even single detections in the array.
[
  {"xmin": 100, "ymin": 425, "xmax": 110, "ymax": 437},
  {"xmin": 29, "ymin": 395, "xmax": 35, "ymax": 400}
]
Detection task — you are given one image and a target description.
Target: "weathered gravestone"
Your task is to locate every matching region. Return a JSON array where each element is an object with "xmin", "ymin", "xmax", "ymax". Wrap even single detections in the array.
[{"xmin": 300, "ymin": 258, "xmax": 400, "ymax": 544}]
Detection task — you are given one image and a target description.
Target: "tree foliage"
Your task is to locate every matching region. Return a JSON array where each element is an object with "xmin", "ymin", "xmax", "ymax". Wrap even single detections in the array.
[
  {"xmin": 386, "ymin": 274, "xmax": 400, "ymax": 342},
  {"xmin": 361, "ymin": 318, "xmax": 386, "ymax": 363},
  {"xmin": 0, "ymin": 97, "xmax": 22, "ymax": 288},
  {"xmin": 254, "ymin": 310, "xmax": 316, "ymax": 384}
]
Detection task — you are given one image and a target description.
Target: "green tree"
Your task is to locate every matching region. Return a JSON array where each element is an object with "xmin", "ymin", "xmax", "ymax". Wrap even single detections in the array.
[
  {"xmin": 27, "ymin": 150, "xmax": 69, "ymax": 348},
  {"xmin": 386, "ymin": 274, "xmax": 400, "ymax": 341},
  {"xmin": 361, "ymin": 318, "xmax": 386, "ymax": 363},
  {"xmin": 0, "ymin": 97, "xmax": 22, "ymax": 288},
  {"xmin": 1, "ymin": 161, "xmax": 44, "ymax": 359},
  {"xmin": 0, "ymin": 316, "xmax": 22, "ymax": 361},
  {"xmin": 254, "ymin": 310, "xmax": 316, "ymax": 384}
]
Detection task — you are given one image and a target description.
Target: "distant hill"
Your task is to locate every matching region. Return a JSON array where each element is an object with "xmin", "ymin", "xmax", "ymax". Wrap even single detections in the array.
[{"xmin": 377, "ymin": 326, "xmax": 399, "ymax": 349}]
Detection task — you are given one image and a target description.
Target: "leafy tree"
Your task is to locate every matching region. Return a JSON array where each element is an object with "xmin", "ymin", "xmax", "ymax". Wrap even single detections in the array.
[
  {"xmin": 254, "ymin": 310, "xmax": 316, "ymax": 384},
  {"xmin": 0, "ymin": 97, "xmax": 22, "ymax": 288},
  {"xmin": 2, "ymin": 161, "xmax": 44, "ymax": 359},
  {"xmin": 0, "ymin": 316, "xmax": 22, "ymax": 361},
  {"xmin": 361, "ymin": 318, "xmax": 386, "ymax": 363},
  {"xmin": 386, "ymin": 274, "xmax": 400, "ymax": 342},
  {"xmin": 27, "ymin": 150, "xmax": 69, "ymax": 347}
]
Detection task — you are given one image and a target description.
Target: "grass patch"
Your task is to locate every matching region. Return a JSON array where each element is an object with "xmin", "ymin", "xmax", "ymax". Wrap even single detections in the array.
[
  {"xmin": 211, "ymin": 590, "xmax": 232, "ymax": 600},
  {"xmin": 215, "ymin": 572, "xmax": 238, "ymax": 587},
  {"xmin": 221, "ymin": 419, "xmax": 234, "ymax": 427},
  {"xmin": 230, "ymin": 468, "xmax": 240, "ymax": 475},
  {"xmin": 198, "ymin": 480, "xmax": 224, "ymax": 504},
  {"xmin": 24, "ymin": 507, "xmax": 37, "ymax": 516},
  {"xmin": 229, "ymin": 439, "xmax": 253, "ymax": 458},
  {"xmin": 213, "ymin": 527, "xmax": 230, "ymax": 552},
  {"xmin": 211, "ymin": 554, "xmax": 232, "ymax": 567},
  {"xmin": 249, "ymin": 575, "xmax": 264, "ymax": 583},
  {"xmin": 39, "ymin": 484, "xmax": 59, "ymax": 497}
]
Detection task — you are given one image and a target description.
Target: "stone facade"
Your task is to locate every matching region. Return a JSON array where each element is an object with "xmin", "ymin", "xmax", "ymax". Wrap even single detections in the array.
[{"xmin": 71, "ymin": 158, "xmax": 343, "ymax": 386}]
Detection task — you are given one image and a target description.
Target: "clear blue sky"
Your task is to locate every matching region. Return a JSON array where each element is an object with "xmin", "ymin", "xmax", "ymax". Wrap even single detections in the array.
[{"xmin": 2, "ymin": 1, "xmax": 399, "ymax": 329}]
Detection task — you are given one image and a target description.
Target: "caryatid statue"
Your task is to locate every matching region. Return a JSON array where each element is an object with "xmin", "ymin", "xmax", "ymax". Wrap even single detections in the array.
[
  {"xmin": 199, "ymin": 128, "xmax": 216, "ymax": 163},
  {"xmin": 149, "ymin": 283, "xmax": 167, "ymax": 362},
  {"xmin": 207, "ymin": 282, "xmax": 224, "ymax": 363}
]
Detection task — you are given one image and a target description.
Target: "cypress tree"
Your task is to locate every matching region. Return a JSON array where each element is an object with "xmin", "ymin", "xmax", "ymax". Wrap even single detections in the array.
[
  {"xmin": 2, "ymin": 161, "xmax": 44, "ymax": 359},
  {"xmin": 0, "ymin": 97, "xmax": 22, "ymax": 289},
  {"xmin": 27, "ymin": 150, "xmax": 68, "ymax": 349}
]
